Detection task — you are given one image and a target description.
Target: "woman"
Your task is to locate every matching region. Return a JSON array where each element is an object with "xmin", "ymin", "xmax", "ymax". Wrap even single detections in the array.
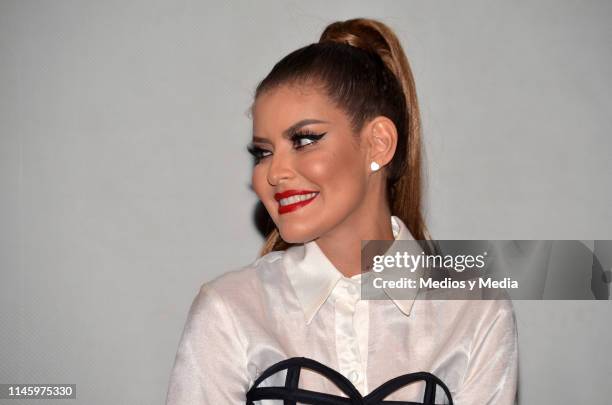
[{"xmin": 166, "ymin": 18, "xmax": 518, "ymax": 404}]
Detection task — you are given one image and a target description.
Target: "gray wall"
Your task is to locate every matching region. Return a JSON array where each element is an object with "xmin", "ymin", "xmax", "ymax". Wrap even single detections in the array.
[{"xmin": 1, "ymin": 1, "xmax": 610, "ymax": 404}]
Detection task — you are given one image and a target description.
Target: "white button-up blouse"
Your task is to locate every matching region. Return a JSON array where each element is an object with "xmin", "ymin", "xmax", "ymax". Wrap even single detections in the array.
[{"xmin": 165, "ymin": 216, "xmax": 518, "ymax": 404}]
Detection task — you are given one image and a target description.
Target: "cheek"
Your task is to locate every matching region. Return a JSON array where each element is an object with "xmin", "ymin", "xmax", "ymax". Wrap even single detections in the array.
[{"xmin": 303, "ymin": 149, "xmax": 364, "ymax": 195}]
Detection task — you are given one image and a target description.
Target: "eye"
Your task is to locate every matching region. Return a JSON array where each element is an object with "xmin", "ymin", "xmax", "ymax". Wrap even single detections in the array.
[
  {"xmin": 291, "ymin": 130, "xmax": 327, "ymax": 149},
  {"xmin": 246, "ymin": 144, "xmax": 272, "ymax": 164}
]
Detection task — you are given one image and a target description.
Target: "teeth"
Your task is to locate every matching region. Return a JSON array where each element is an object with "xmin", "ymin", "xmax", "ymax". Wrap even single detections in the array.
[{"xmin": 279, "ymin": 192, "xmax": 317, "ymax": 206}]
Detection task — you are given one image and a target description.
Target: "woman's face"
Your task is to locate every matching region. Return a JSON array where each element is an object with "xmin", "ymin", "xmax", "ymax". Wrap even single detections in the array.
[{"xmin": 249, "ymin": 84, "xmax": 370, "ymax": 243}]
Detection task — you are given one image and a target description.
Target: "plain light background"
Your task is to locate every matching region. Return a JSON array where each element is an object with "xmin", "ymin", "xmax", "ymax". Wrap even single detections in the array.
[{"xmin": 1, "ymin": 1, "xmax": 610, "ymax": 404}]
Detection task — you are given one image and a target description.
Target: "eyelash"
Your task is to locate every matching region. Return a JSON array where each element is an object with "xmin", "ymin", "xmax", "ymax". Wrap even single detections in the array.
[{"xmin": 247, "ymin": 130, "xmax": 327, "ymax": 164}]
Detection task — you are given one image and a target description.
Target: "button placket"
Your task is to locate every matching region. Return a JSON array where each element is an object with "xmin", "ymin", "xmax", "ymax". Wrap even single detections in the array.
[{"xmin": 334, "ymin": 280, "xmax": 365, "ymax": 392}]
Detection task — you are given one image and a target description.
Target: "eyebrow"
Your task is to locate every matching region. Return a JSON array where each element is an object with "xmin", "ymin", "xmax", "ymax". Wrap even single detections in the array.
[{"xmin": 252, "ymin": 119, "xmax": 329, "ymax": 144}]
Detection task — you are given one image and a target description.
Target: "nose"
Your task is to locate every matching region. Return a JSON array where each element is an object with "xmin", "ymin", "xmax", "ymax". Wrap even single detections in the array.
[{"xmin": 266, "ymin": 152, "xmax": 294, "ymax": 186}]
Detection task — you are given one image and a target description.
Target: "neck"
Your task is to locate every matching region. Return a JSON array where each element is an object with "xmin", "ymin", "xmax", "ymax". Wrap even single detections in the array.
[{"xmin": 314, "ymin": 196, "xmax": 394, "ymax": 278}]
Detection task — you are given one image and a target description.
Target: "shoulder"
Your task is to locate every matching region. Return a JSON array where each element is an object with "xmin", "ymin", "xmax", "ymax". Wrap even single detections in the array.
[
  {"xmin": 456, "ymin": 282, "xmax": 518, "ymax": 326},
  {"xmin": 190, "ymin": 249, "xmax": 289, "ymax": 312},
  {"xmin": 482, "ymin": 289, "xmax": 517, "ymax": 325},
  {"xmin": 465, "ymin": 289, "xmax": 517, "ymax": 325},
  {"xmin": 465, "ymin": 294, "xmax": 518, "ymax": 347},
  {"xmin": 206, "ymin": 250, "xmax": 286, "ymax": 292},
  {"xmin": 430, "ymin": 289, "xmax": 517, "ymax": 343}
]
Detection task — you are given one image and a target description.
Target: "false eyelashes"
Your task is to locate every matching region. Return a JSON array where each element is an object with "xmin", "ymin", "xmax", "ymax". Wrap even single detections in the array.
[
  {"xmin": 290, "ymin": 130, "xmax": 327, "ymax": 148},
  {"xmin": 247, "ymin": 130, "xmax": 327, "ymax": 164}
]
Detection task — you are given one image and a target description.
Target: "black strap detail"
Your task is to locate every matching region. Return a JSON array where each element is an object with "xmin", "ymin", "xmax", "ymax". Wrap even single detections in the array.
[
  {"xmin": 246, "ymin": 357, "xmax": 454, "ymax": 405},
  {"xmin": 284, "ymin": 364, "xmax": 301, "ymax": 405}
]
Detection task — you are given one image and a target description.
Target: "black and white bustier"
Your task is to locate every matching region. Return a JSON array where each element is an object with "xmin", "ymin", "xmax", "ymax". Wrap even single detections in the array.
[{"xmin": 246, "ymin": 357, "xmax": 453, "ymax": 405}]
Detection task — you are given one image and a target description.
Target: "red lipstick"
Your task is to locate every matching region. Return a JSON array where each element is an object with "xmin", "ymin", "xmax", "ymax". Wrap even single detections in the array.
[{"xmin": 274, "ymin": 190, "xmax": 319, "ymax": 215}]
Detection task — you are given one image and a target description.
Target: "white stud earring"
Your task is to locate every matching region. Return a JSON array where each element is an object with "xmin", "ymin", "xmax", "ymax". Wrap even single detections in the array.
[{"xmin": 370, "ymin": 161, "xmax": 380, "ymax": 172}]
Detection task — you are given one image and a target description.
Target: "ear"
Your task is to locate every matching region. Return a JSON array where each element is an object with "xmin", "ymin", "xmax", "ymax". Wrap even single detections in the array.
[{"xmin": 362, "ymin": 116, "xmax": 398, "ymax": 171}]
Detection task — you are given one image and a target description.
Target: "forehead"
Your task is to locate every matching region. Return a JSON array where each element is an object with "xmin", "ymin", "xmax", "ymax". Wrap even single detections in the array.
[{"xmin": 252, "ymin": 84, "xmax": 348, "ymax": 133}]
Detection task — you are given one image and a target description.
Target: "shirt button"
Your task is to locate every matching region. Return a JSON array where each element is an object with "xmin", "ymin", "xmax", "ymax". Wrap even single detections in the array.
[{"xmin": 348, "ymin": 370, "xmax": 360, "ymax": 384}]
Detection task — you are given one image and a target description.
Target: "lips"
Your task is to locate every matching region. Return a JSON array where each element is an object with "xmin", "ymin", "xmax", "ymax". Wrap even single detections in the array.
[{"xmin": 274, "ymin": 190, "xmax": 319, "ymax": 215}]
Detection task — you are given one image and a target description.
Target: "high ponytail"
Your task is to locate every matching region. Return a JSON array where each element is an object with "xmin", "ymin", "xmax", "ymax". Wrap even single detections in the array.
[{"xmin": 255, "ymin": 18, "xmax": 430, "ymax": 257}]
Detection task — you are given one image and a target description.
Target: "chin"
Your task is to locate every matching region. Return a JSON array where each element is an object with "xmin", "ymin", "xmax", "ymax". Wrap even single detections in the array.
[{"xmin": 278, "ymin": 222, "xmax": 319, "ymax": 244}]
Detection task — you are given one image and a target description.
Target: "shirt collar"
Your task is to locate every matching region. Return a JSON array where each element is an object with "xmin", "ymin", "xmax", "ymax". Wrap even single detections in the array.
[{"xmin": 283, "ymin": 215, "xmax": 419, "ymax": 324}]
